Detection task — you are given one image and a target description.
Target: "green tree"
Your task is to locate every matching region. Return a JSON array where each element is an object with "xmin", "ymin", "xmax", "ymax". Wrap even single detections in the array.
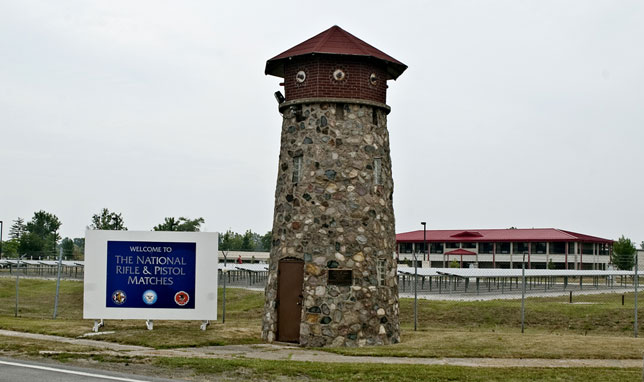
[
  {"xmin": 9, "ymin": 217, "xmax": 26, "ymax": 239},
  {"xmin": 449, "ymin": 259, "xmax": 460, "ymax": 268},
  {"xmin": 2, "ymin": 239, "xmax": 20, "ymax": 257},
  {"xmin": 612, "ymin": 235, "xmax": 636, "ymax": 270},
  {"xmin": 72, "ymin": 238, "xmax": 85, "ymax": 260},
  {"xmin": 61, "ymin": 237, "xmax": 74, "ymax": 259},
  {"xmin": 260, "ymin": 231, "xmax": 272, "ymax": 252},
  {"xmin": 640, "ymin": 241, "xmax": 644, "ymax": 250},
  {"xmin": 547, "ymin": 259, "xmax": 556, "ymax": 269},
  {"xmin": 220, "ymin": 230, "xmax": 243, "ymax": 251},
  {"xmin": 241, "ymin": 230, "xmax": 254, "ymax": 251},
  {"xmin": 19, "ymin": 210, "xmax": 61, "ymax": 257},
  {"xmin": 153, "ymin": 217, "xmax": 205, "ymax": 232},
  {"xmin": 90, "ymin": 208, "xmax": 127, "ymax": 230}
]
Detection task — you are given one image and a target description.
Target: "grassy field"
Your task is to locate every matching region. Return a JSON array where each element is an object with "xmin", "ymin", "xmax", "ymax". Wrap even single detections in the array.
[
  {"xmin": 1, "ymin": 278, "xmax": 644, "ymax": 358},
  {"xmin": 2, "ymin": 278, "xmax": 644, "ymax": 381}
]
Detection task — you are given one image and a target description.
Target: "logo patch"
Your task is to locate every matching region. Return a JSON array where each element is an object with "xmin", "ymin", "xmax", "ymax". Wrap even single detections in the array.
[
  {"xmin": 112, "ymin": 290, "xmax": 126, "ymax": 305},
  {"xmin": 174, "ymin": 291, "xmax": 190, "ymax": 306},
  {"xmin": 142, "ymin": 290, "xmax": 158, "ymax": 305}
]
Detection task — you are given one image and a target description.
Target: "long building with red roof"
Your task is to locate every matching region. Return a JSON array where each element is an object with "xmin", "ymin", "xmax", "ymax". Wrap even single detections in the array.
[{"xmin": 396, "ymin": 228, "xmax": 613, "ymax": 270}]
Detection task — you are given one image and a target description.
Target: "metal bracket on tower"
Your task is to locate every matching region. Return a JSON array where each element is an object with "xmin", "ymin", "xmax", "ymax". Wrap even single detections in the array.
[
  {"xmin": 92, "ymin": 319, "xmax": 104, "ymax": 333},
  {"xmin": 145, "ymin": 319, "xmax": 154, "ymax": 330},
  {"xmin": 200, "ymin": 320, "xmax": 210, "ymax": 331}
]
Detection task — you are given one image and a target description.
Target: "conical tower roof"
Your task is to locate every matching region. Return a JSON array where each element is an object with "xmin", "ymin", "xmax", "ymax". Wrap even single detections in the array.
[{"xmin": 265, "ymin": 25, "xmax": 407, "ymax": 80}]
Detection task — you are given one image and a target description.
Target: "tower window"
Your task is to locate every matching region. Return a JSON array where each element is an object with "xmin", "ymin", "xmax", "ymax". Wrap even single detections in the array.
[
  {"xmin": 377, "ymin": 259, "xmax": 386, "ymax": 286},
  {"xmin": 292, "ymin": 155, "xmax": 303, "ymax": 183},
  {"xmin": 373, "ymin": 158, "xmax": 382, "ymax": 185},
  {"xmin": 372, "ymin": 108, "xmax": 378, "ymax": 126}
]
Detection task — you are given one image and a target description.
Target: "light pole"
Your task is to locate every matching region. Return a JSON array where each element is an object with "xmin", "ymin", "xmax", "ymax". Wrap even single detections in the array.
[
  {"xmin": 422, "ymin": 221, "xmax": 427, "ymax": 264},
  {"xmin": 414, "ymin": 222, "xmax": 426, "ymax": 332},
  {"xmin": 0, "ymin": 220, "xmax": 3, "ymax": 257}
]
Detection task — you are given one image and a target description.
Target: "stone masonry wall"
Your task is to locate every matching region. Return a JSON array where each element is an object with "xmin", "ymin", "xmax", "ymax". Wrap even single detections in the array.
[{"xmin": 262, "ymin": 101, "xmax": 400, "ymax": 347}]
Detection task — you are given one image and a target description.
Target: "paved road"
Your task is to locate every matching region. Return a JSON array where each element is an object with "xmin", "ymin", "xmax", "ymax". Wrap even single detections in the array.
[{"xmin": 0, "ymin": 357, "xmax": 183, "ymax": 382}]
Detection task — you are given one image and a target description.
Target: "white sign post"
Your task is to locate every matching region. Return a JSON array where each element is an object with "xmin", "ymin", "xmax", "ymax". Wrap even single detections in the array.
[{"xmin": 84, "ymin": 230, "xmax": 218, "ymax": 330}]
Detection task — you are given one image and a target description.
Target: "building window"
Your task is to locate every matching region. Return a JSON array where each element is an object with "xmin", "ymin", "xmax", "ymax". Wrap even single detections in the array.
[
  {"xmin": 479, "ymin": 243, "xmax": 494, "ymax": 254},
  {"xmin": 372, "ymin": 108, "xmax": 378, "ymax": 126},
  {"xmin": 582, "ymin": 243, "xmax": 594, "ymax": 255},
  {"xmin": 430, "ymin": 243, "xmax": 444, "ymax": 254},
  {"xmin": 531, "ymin": 242, "xmax": 547, "ymax": 254},
  {"xmin": 513, "ymin": 242, "xmax": 529, "ymax": 254},
  {"xmin": 462, "ymin": 242, "xmax": 476, "ymax": 249},
  {"xmin": 496, "ymin": 242, "xmax": 511, "ymax": 254},
  {"xmin": 568, "ymin": 242, "xmax": 576, "ymax": 254},
  {"xmin": 549, "ymin": 242, "xmax": 565, "ymax": 254},
  {"xmin": 446, "ymin": 242, "xmax": 459, "ymax": 249},
  {"xmin": 399, "ymin": 243, "xmax": 413, "ymax": 254},
  {"xmin": 292, "ymin": 155, "xmax": 303, "ymax": 183},
  {"xmin": 377, "ymin": 259, "xmax": 386, "ymax": 286},
  {"xmin": 374, "ymin": 158, "xmax": 382, "ymax": 185}
]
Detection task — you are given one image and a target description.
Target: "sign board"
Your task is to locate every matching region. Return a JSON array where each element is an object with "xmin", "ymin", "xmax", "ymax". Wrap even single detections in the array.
[{"xmin": 83, "ymin": 230, "xmax": 218, "ymax": 320}]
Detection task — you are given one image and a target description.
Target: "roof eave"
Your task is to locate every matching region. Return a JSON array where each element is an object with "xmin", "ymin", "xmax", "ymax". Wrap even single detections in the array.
[{"xmin": 265, "ymin": 53, "xmax": 407, "ymax": 80}]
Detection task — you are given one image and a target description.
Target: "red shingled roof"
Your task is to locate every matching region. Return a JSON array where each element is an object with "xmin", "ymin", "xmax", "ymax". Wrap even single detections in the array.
[
  {"xmin": 396, "ymin": 228, "xmax": 613, "ymax": 244},
  {"xmin": 265, "ymin": 25, "xmax": 407, "ymax": 80}
]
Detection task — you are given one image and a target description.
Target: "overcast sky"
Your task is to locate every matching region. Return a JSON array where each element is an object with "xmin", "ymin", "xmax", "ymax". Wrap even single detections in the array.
[{"xmin": 1, "ymin": 1, "xmax": 642, "ymax": 245}]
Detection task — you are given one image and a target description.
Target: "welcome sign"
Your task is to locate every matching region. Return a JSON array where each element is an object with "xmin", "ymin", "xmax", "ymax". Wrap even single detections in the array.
[{"xmin": 84, "ymin": 231, "xmax": 217, "ymax": 320}]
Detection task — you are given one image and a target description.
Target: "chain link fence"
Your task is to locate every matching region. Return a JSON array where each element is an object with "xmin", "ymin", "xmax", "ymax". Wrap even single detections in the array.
[{"xmin": 2, "ymin": 255, "xmax": 643, "ymax": 338}]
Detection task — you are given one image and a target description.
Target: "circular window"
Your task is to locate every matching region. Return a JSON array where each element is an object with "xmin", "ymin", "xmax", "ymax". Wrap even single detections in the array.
[
  {"xmin": 333, "ymin": 69, "xmax": 346, "ymax": 81},
  {"xmin": 296, "ymin": 70, "xmax": 306, "ymax": 83},
  {"xmin": 369, "ymin": 73, "xmax": 378, "ymax": 86}
]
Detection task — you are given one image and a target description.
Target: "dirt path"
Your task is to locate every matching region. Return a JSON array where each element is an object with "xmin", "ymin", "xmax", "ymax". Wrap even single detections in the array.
[{"xmin": 1, "ymin": 329, "xmax": 642, "ymax": 368}]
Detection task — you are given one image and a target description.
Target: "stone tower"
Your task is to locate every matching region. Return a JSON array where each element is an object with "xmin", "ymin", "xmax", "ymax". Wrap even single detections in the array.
[{"xmin": 261, "ymin": 26, "xmax": 407, "ymax": 347}]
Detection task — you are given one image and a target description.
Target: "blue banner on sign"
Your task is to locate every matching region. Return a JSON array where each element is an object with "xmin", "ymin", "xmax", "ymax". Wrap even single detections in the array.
[{"xmin": 105, "ymin": 241, "xmax": 196, "ymax": 309}]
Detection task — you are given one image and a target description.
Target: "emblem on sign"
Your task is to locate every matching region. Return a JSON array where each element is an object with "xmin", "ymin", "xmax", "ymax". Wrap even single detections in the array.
[
  {"xmin": 174, "ymin": 291, "xmax": 190, "ymax": 306},
  {"xmin": 142, "ymin": 290, "xmax": 158, "ymax": 305},
  {"xmin": 112, "ymin": 290, "xmax": 127, "ymax": 305}
]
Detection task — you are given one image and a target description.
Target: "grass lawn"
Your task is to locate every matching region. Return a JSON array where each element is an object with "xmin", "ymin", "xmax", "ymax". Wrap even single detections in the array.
[
  {"xmin": 38, "ymin": 354, "xmax": 641, "ymax": 382},
  {"xmin": 1, "ymin": 278, "xmax": 644, "ymax": 360}
]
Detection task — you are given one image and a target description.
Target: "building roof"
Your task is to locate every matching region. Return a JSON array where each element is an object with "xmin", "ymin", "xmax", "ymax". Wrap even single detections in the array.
[
  {"xmin": 265, "ymin": 25, "xmax": 407, "ymax": 80},
  {"xmin": 445, "ymin": 249, "xmax": 477, "ymax": 256},
  {"xmin": 396, "ymin": 228, "xmax": 613, "ymax": 244}
]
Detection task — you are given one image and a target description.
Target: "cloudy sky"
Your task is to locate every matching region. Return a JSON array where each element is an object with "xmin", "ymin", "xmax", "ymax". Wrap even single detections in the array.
[{"xmin": 1, "ymin": 1, "xmax": 642, "ymax": 245}]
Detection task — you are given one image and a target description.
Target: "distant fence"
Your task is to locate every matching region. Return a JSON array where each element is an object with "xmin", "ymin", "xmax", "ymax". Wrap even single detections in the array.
[{"xmin": 0, "ymin": 259, "xmax": 84, "ymax": 279}]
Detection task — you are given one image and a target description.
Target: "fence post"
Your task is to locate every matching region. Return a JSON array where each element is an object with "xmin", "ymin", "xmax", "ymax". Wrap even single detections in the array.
[
  {"xmin": 15, "ymin": 256, "xmax": 22, "ymax": 317},
  {"xmin": 53, "ymin": 247, "xmax": 63, "ymax": 319},
  {"xmin": 521, "ymin": 252, "xmax": 526, "ymax": 334},
  {"xmin": 635, "ymin": 254, "xmax": 638, "ymax": 338}
]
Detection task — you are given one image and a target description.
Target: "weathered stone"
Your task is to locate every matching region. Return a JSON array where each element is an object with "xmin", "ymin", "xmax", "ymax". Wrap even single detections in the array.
[
  {"xmin": 305, "ymin": 263, "xmax": 322, "ymax": 276},
  {"xmin": 325, "ymin": 170, "xmax": 337, "ymax": 180},
  {"xmin": 262, "ymin": 80, "xmax": 400, "ymax": 348},
  {"xmin": 325, "ymin": 183, "xmax": 338, "ymax": 193}
]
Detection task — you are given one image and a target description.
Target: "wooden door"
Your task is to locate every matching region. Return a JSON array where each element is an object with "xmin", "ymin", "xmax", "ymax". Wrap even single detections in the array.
[{"xmin": 277, "ymin": 259, "xmax": 304, "ymax": 343}]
